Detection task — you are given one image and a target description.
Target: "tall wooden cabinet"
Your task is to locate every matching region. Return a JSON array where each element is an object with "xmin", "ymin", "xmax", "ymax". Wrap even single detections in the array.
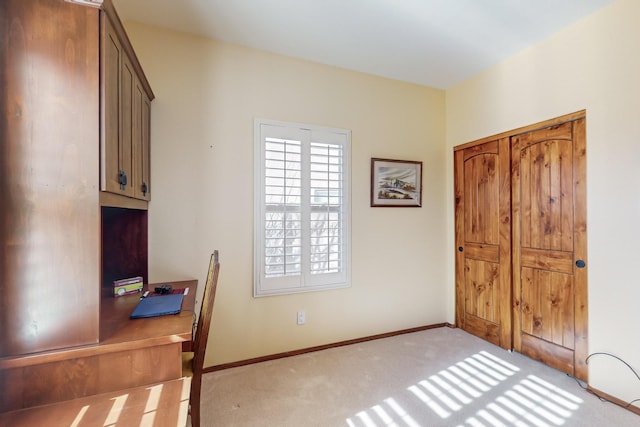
[
  {"xmin": 0, "ymin": 0, "xmax": 197, "ymax": 417},
  {"xmin": 0, "ymin": 0, "xmax": 153, "ymax": 356},
  {"xmin": 1, "ymin": 0, "xmax": 102, "ymax": 357}
]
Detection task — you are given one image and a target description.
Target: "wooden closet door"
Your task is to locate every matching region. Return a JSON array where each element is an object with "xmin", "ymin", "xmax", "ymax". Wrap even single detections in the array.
[
  {"xmin": 512, "ymin": 118, "xmax": 588, "ymax": 380},
  {"xmin": 455, "ymin": 137, "xmax": 512, "ymax": 349}
]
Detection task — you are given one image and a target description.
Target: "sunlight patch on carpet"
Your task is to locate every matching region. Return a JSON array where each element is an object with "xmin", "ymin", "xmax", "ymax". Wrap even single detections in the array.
[{"xmin": 345, "ymin": 351, "xmax": 583, "ymax": 427}]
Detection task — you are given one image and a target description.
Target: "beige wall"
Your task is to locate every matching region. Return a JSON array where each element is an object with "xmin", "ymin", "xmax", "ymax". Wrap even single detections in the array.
[
  {"xmin": 446, "ymin": 0, "xmax": 640, "ymax": 408},
  {"xmin": 122, "ymin": 23, "xmax": 447, "ymax": 367},
  {"xmin": 123, "ymin": 0, "xmax": 640, "ymax": 407}
]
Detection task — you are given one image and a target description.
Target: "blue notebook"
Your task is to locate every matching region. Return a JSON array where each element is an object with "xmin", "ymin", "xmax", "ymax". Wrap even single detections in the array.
[{"xmin": 130, "ymin": 293, "xmax": 184, "ymax": 319}]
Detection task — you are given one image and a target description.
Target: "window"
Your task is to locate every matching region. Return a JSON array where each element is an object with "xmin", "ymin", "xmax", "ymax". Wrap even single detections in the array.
[{"xmin": 254, "ymin": 119, "xmax": 351, "ymax": 296}]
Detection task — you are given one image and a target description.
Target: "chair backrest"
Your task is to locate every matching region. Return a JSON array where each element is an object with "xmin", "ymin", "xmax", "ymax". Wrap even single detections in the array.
[{"xmin": 191, "ymin": 250, "xmax": 220, "ymax": 374}]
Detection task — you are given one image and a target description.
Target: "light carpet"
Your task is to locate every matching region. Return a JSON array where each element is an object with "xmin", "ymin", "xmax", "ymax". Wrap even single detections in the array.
[{"xmin": 198, "ymin": 327, "xmax": 639, "ymax": 426}]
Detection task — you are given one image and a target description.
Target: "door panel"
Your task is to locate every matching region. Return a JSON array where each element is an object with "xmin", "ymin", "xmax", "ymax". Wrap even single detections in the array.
[
  {"xmin": 520, "ymin": 267, "xmax": 574, "ymax": 347},
  {"xmin": 465, "ymin": 258, "xmax": 499, "ymax": 322},
  {"xmin": 519, "ymin": 137, "xmax": 574, "ymax": 251},
  {"xmin": 512, "ymin": 118, "xmax": 587, "ymax": 380},
  {"xmin": 521, "ymin": 248, "xmax": 573, "ymax": 274},
  {"xmin": 455, "ymin": 137, "xmax": 511, "ymax": 349}
]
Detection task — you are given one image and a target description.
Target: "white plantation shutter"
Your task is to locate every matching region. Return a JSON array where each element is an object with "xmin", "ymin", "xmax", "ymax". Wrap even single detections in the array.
[{"xmin": 254, "ymin": 119, "xmax": 350, "ymax": 296}]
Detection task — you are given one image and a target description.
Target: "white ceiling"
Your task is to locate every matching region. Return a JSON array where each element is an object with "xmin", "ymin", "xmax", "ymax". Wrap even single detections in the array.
[{"xmin": 113, "ymin": 0, "xmax": 615, "ymax": 89}]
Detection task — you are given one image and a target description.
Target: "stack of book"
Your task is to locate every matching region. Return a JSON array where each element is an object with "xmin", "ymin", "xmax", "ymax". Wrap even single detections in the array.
[{"xmin": 113, "ymin": 276, "xmax": 143, "ymax": 297}]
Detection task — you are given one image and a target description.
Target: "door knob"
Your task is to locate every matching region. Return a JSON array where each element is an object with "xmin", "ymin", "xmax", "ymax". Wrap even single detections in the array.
[{"xmin": 576, "ymin": 259, "xmax": 586, "ymax": 268}]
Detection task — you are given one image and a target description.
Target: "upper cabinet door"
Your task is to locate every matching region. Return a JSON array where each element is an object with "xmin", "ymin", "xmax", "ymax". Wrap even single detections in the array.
[
  {"xmin": 100, "ymin": 7, "xmax": 154, "ymax": 206},
  {"xmin": 102, "ymin": 15, "xmax": 124, "ymax": 196},
  {"xmin": 132, "ymin": 78, "xmax": 151, "ymax": 201},
  {"xmin": 120, "ymin": 51, "xmax": 135, "ymax": 198}
]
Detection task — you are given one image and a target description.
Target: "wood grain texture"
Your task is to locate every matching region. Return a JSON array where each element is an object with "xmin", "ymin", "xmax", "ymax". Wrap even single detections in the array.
[
  {"xmin": 142, "ymin": 95, "xmax": 151, "ymax": 199},
  {"xmin": 0, "ymin": 0, "xmax": 101, "ymax": 356},
  {"xmin": 100, "ymin": 0, "xmax": 154, "ymax": 205},
  {"xmin": 0, "ymin": 280, "xmax": 196, "ymax": 412},
  {"xmin": 454, "ymin": 110, "xmax": 585, "ymax": 152},
  {"xmin": 464, "ymin": 154, "xmax": 500, "ymax": 244},
  {"xmin": 101, "ymin": 12, "xmax": 122, "ymax": 194},
  {"xmin": 101, "ymin": 206, "xmax": 148, "ymax": 287},
  {"xmin": 0, "ymin": 377, "xmax": 190, "ymax": 427},
  {"xmin": 497, "ymin": 137, "xmax": 512, "ymax": 348},
  {"xmin": 0, "ymin": 0, "xmax": 170, "ymax": 417},
  {"xmin": 464, "ymin": 243, "xmax": 499, "ymax": 263},
  {"xmin": 101, "ymin": 0, "xmax": 154, "ymax": 99},
  {"xmin": 121, "ymin": 52, "xmax": 135, "ymax": 197},
  {"xmin": 0, "ymin": 281, "xmax": 196, "ymax": 371},
  {"xmin": 465, "ymin": 259, "xmax": 498, "ymax": 322},
  {"xmin": 572, "ymin": 118, "xmax": 588, "ymax": 381},
  {"xmin": 100, "ymin": 280, "xmax": 196, "ymax": 345},
  {"xmin": 520, "ymin": 247, "xmax": 573, "ymax": 274},
  {"xmin": 454, "ymin": 150, "xmax": 465, "ymax": 328},
  {"xmin": 463, "ymin": 314, "xmax": 500, "ymax": 346},
  {"xmin": 521, "ymin": 333, "xmax": 574, "ymax": 375},
  {"xmin": 519, "ymin": 267, "xmax": 574, "ymax": 348},
  {"xmin": 456, "ymin": 112, "xmax": 586, "ymax": 380},
  {"xmin": 512, "ymin": 114, "xmax": 587, "ymax": 381},
  {"xmin": 455, "ymin": 138, "xmax": 511, "ymax": 349},
  {"xmin": 99, "ymin": 191, "xmax": 149, "ymax": 210},
  {"xmin": 518, "ymin": 128, "xmax": 573, "ymax": 252},
  {"xmin": 133, "ymin": 79, "xmax": 152, "ymax": 200},
  {"xmin": 0, "ymin": 344, "xmax": 183, "ymax": 412},
  {"xmin": 187, "ymin": 252, "xmax": 220, "ymax": 427}
]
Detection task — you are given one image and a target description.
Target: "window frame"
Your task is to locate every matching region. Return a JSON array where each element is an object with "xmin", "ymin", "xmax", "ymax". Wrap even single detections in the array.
[{"xmin": 253, "ymin": 118, "xmax": 351, "ymax": 297}]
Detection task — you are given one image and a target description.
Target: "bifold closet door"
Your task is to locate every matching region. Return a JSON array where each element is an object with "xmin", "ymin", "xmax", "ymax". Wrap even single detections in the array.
[
  {"xmin": 454, "ymin": 137, "xmax": 512, "ymax": 349},
  {"xmin": 511, "ymin": 118, "xmax": 588, "ymax": 381}
]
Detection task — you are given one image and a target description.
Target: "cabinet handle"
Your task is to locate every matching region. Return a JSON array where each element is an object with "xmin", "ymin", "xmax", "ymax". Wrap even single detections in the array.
[
  {"xmin": 142, "ymin": 182, "xmax": 148, "ymax": 196},
  {"xmin": 118, "ymin": 170, "xmax": 128, "ymax": 190}
]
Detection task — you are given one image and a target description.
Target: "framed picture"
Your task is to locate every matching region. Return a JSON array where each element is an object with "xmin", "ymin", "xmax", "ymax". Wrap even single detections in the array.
[{"xmin": 370, "ymin": 158, "xmax": 422, "ymax": 207}]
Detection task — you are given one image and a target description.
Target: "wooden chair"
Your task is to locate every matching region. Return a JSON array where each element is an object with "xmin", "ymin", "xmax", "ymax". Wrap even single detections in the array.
[{"xmin": 182, "ymin": 251, "xmax": 220, "ymax": 427}]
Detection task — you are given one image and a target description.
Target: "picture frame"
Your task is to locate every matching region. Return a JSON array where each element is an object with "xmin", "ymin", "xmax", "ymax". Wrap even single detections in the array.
[{"xmin": 370, "ymin": 158, "xmax": 422, "ymax": 207}]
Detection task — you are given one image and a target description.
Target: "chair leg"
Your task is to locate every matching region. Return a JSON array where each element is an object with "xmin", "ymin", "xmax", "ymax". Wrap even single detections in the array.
[{"xmin": 190, "ymin": 375, "xmax": 201, "ymax": 427}]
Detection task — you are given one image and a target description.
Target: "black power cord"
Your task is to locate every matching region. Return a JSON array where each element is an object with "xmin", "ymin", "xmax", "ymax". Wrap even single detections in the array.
[{"xmin": 569, "ymin": 352, "xmax": 640, "ymax": 409}]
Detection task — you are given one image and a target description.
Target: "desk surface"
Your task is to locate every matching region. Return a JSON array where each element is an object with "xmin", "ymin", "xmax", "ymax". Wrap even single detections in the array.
[
  {"xmin": 100, "ymin": 279, "xmax": 197, "ymax": 346},
  {"xmin": 0, "ymin": 279, "xmax": 197, "ymax": 370},
  {"xmin": 0, "ymin": 280, "xmax": 198, "ymax": 413}
]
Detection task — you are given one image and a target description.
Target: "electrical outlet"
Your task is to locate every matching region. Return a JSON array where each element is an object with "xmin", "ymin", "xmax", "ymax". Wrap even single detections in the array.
[{"xmin": 297, "ymin": 310, "xmax": 306, "ymax": 325}]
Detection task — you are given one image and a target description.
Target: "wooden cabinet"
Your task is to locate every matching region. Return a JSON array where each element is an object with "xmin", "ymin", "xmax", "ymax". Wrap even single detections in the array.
[
  {"xmin": 0, "ymin": 280, "xmax": 197, "ymax": 413},
  {"xmin": 0, "ymin": 0, "xmax": 102, "ymax": 357},
  {"xmin": 101, "ymin": 4, "xmax": 154, "ymax": 204},
  {"xmin": 0, "ymin": 0, "xmax": 187, "ymax": 416},
  {"xmin": 0, "ymin": 0, "xmax": 153, "ymax": 355}
]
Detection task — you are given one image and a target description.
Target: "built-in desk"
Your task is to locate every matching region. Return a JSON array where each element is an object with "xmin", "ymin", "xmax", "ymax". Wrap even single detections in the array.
[
  {"xmin": 0, "ymin": 280, "xmax": 197, "ymax": 414},
  {"xmin": 100, "ymin": 280, "xmax": 196, "ymax": 348}
]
